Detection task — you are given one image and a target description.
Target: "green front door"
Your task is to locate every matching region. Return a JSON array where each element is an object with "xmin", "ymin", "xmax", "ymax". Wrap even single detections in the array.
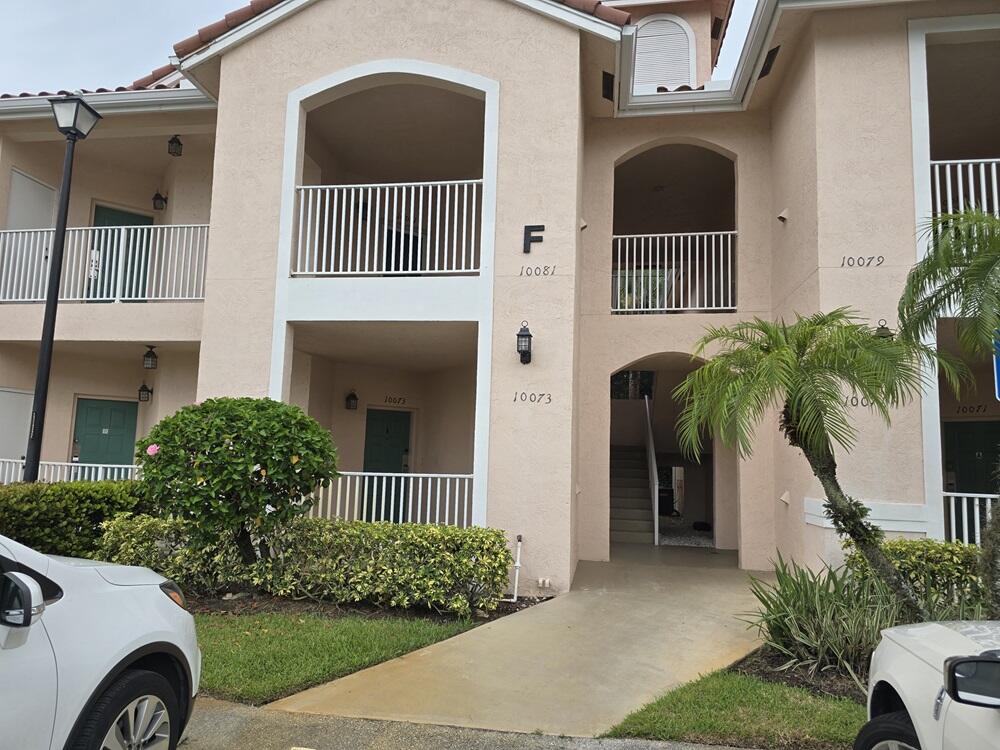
[
  {"xmin": 91, "ymin": 205, "xmax": 153, "ymax": 300},
  {"xmin": 363, "ymin": 409, "xmax": 412, "ymax": 522},
  {"xmin": 73, "ymin": 398, "xmax": 138, "ymax": 465},
  {"xmin": 943, "ymin": 420, "xmax": 1000, "ymax": 494}
]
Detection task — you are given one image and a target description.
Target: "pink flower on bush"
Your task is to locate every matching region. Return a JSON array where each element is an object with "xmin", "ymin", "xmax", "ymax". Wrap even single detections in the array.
[{"xmin": 146, "ymin": 443, "xmax": 160, "ymax": 457}]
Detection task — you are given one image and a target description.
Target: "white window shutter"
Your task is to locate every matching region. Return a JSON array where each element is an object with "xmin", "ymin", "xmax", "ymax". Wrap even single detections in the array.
[{"xmin": 633, "ymin": 18, "xmax": 693, "ymax": 95}]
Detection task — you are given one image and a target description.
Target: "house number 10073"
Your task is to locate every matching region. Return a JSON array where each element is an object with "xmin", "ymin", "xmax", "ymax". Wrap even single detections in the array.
[{"xmin": 513, "ymin": 391, "xmax": 552, "ymax": 404}]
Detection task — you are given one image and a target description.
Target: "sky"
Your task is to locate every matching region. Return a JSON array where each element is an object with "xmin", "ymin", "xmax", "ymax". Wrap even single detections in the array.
[{"xmin": 0, "ymin": 0, "xmax": 758, "ymax": 93}]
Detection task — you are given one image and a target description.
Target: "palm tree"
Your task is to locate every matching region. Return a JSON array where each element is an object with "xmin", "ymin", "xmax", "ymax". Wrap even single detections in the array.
[
  {"xmin": 898, "ymin": 208, "xmax": 1000, "ymax": 618},
  {"xmin": 674, "ymin": 309, "xmax": 962, "ymax": 621}
]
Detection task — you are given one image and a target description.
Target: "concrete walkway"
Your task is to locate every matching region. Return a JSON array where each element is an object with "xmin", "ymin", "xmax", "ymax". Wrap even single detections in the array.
[
  {"xmin": 185, "ymin": 697, "xmax": 751, "ymax": 750},
  {"xmin": 268, "ymin": 545, "xmax": 768, "ymax": 737}
]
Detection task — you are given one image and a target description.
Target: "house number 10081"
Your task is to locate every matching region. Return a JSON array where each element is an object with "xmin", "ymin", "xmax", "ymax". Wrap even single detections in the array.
[{"xmin": 513, "ymin": 391, "xmax": 552, "ymax": 404}]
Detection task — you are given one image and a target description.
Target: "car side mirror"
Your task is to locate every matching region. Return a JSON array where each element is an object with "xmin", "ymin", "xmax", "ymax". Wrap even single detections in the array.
[
  {"xmin": 0, "ymin": 571, "xmax": 44, "ymax": 628},
  {"xmin": 946, "ymin": 655, "xmax": 1000, "ymax": 709}
]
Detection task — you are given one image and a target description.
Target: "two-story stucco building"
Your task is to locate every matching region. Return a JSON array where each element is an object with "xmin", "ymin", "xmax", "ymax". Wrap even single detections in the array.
[{"xmin": 1, "ymin": 0, "xmax": 998, "ymax": 594}]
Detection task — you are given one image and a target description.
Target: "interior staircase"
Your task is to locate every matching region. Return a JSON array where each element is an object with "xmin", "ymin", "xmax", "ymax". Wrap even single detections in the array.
[{"xmin": 610, "ymin": 445, "xmax": 655, "ymax": 544}]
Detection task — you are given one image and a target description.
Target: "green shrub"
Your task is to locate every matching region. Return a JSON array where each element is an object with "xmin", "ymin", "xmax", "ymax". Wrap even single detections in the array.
[
  {"xmin": 747, "ymin": 556, "xmax": 903, "ymax": 692},
  {"xmin": 136, "ymin": 397, "xmax": 338, "ymax": 563},
  {"xmin": 98, "ymin": 514, "xmax": 513, "ymax": 617},
  {"xmin": 845, "ymin": 538, "xmax": 986, "ymax": 610},
  {"xmin": 0, "ymin": 480, "xmax": 146, "ymax": 557},
  {"xmin": 98, "ymin": 513, "xmax": 244, "ymax": 595}
]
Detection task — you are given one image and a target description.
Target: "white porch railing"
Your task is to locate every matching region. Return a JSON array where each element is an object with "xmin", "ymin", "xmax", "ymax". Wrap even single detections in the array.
[
  {"xmin": 293, "ymin": 181, "xmax": 483, "ymax": 276},
  {"xmin": 643, "ymin": 395, "xmax": 659, "ymax": 546},
  {"xmin": 612, "ymin": 231, "xmax": 736, "ymax": 313},
  {"xmin": 0, "ymin": 458, "xmax": 138, "ymax": 484},
  {"xmin": 942, "ymin": 492, "xmax": 998, "ymax": 545},
  {"xmin": 0, "ymin": 224, "xmax": 209, "ymax": 303},
  {"xmin": 308, "ymin": 472, "xmax": 474, "ymax": 527},
  {"xmin": 931, "ymin": 159, "xmax": 1000, "ymax": 216}
]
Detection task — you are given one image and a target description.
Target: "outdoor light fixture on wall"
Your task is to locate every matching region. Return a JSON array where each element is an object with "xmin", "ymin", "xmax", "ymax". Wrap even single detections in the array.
[
  {"xmin": 143, "ymin": 345, "xmax": 158, "ymax": 370},
  {"xmin": 345, "ymin": 391, "xmax": 359, "ymax": 410},
  {"xmin": 138, "ymin": 383, "xmax": 154, "ymax": 403},
  {"xmin": 875, "ymin": 319, "xmax": 895, "ymax": 340},
  {"xmin": 152, "ymin": 192, "xmax": 168, "ymax": 211},
  {"xmin": 167, "ymin": 135, "xmax": 183, "ymax": 157},
  {"xmin": 517, "ymin": 321, "xmax": 533, "ymax": 364}
]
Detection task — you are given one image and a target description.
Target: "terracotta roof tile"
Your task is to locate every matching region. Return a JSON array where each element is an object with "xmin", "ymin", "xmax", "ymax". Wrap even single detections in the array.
[{"xmin": 172, "ymin": 0, "xmax": 630, "ymax": 59}]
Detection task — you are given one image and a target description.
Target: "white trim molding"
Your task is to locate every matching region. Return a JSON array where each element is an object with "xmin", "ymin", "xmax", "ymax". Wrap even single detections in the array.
[
  {"xmin": 0, "ymin": 88, "xmax": 214, "ymax": 121},
  {"xmin": 908, "ymin": 13, "xmax": 1000, "ymax": 527},
  {"xmin": 268, "ymin": 58, "xmax": 499, "ymax": 528}
]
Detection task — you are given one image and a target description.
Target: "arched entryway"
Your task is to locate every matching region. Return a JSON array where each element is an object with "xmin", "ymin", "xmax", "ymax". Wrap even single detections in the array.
[{"xmin": 609, "ymin": 352, "xmax": 738, "ymax": 551}]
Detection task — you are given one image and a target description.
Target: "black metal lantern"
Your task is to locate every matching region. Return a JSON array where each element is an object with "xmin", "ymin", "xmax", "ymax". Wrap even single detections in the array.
[
  {"xmin": 152, "ymin": 191, "xmax": 168, "ymax": 211},
  {"xmin": 875, "ymin": 319, "xmax": 894, "ymax": 340},
  {"xmin": 167, "ymin": 135, "xmax": 183, "ymax": 157},
  {"xmin": 143, "ymin": 345, "xmax": 158, "ymax": 370},
  {"xmin": 138, "ymin": 383, "xmax": 154, "ymax": 403},
  {"xmin": 49, "ymin": 96, "xmax": 102, "ymax": 140},
  {"xmin": 517, "ymin": 321, "xmax": 532, "ymax": 364},
  {"xmin": 345, "ymin": 391, "xmax": 359, "ymax": 410}
]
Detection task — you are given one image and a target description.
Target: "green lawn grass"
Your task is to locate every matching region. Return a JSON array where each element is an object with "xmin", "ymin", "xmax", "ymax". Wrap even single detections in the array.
[
  {"xmin": 604, "ymin": 671, "xmax": 866, "ymax": 750},
  {"xmin": 195, "ymin": 612, "xmax": 471, "ymax": 704}
]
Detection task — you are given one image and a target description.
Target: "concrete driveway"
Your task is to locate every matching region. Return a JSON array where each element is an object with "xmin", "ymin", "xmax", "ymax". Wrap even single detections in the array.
[
  {"xmin": 268, "ymin": 545, "xmax": 768, "ymax": 737},
  {"xmin": 183, "ymin": 697, "xmax": 751, "ymax": 750}
]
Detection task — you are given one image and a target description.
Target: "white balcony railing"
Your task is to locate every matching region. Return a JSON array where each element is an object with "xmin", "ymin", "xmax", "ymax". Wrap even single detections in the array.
[
  {"xmin": 942, "ymin": 492, "xmax": 998, "ymax": 545},
  {"xmin": 931, "ymin": 159, "xmax": 1000, "ymax": 217},
  {"xmin": 293, "ymin": 181, "xmax": 482, "ymax": 276},
  {"xmin": 612, "ymin": 231, "xmax": 736, "ymax": 314},
  {"xmin": 0, "ymin": 224, "xmax": 209, "ymax": 303},
  {"xmin": 0, "ymin": 458, "xmax": 138, "ymax": 484},
  {"xmin": 308, "ymin": 471, "xmax": 474, "ymax": 527}
]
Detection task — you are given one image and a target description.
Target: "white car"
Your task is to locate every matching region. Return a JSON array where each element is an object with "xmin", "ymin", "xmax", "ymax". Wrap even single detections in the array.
[
  {"xmin": 0, "ymin": 533, "xmax": 200, "ymax": 750},
  {"xmin": 855, "ymin": 621, "xmax": 1000, "ymax": 749}
]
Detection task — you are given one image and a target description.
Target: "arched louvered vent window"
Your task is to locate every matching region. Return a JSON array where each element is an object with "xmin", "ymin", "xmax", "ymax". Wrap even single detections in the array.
[{"xmin": 632, "ymin": 15, "xmax": 696, "ymax": 95}]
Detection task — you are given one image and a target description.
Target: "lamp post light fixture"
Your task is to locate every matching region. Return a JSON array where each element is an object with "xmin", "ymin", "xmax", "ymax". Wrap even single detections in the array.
[
  {"xmin": 22, "ymin": 96, "xmax": 101, "ymax": 483},
  {"xmin": 138, "ymin": 383, "xmax": 154, "ymax": 403},
  {"xmin": 143, "ymin": 345, "xmax": 158, "ymax": 370},
  {"xmin": 345, "ymin": 391, "xmax": 359, "ymax": 410},
  {"xmin": 517, "ymin": 321, "xmax": 533, "ymax": 364},
  {"xmin": 152, "ymin": 191, "xmax": 168, "ymax": 211},
  {"xmin": 875, "ymin": 319, "xmax": 895, "ymax": 340},
  {"xmin": 167, "ymin": 135, "xmax": 183, "ymax": 157}
]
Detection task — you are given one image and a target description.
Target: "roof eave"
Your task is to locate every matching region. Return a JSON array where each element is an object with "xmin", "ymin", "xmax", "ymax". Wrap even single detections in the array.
[{"xmin": 0, "ymin": 87, "xmax": 216, "ymax": 121}]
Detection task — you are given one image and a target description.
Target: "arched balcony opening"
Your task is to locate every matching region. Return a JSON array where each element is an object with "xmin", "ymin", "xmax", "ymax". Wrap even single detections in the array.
[
  {"xmin": 293, "ymin": 75, "xmax": 486, "ymax": 277},
  {"xmin": 612, "ymin": 143, "xmax": 736, "ymax": 313}
]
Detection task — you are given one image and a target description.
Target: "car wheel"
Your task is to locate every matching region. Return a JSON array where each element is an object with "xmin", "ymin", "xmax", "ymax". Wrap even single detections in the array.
[
  {"xmin": 853, "ymin": 710, "xmax": 921, "ymax": 750},
  {"xmin": 70, "ymin": 668, "xmax": 179, "ymax": 750}
]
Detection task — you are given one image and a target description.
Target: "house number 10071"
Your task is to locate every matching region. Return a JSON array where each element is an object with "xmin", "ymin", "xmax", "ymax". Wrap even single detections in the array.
[{"xmin": 513, "ymin": 391, "xmax": 552, "ymax": 404}]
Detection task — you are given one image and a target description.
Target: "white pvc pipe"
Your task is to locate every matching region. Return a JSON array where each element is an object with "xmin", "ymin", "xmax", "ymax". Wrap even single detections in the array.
[{"xmin": 502, "ymin": 535, "xmax": 523, "ymax": 603}]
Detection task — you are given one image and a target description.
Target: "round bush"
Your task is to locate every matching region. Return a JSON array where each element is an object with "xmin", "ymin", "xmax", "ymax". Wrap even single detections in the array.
[{"xmin": 136, "ymin": 397, "xmax": 337, "ymax": 562}]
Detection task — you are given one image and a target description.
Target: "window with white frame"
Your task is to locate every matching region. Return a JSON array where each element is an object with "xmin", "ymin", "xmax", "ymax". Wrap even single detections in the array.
[{"xmin": 632, "ymin": 14, "xmax": 696, "ymax": 95}]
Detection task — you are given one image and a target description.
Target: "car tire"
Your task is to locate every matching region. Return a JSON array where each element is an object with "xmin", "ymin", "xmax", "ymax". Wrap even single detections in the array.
[
  {"xmin": 69, "ymin": 668, "xmax": 180, "ymax": 750},
  {"xmin": 853, "ymin": 710, "xmax": 921, "ymax": 750}
]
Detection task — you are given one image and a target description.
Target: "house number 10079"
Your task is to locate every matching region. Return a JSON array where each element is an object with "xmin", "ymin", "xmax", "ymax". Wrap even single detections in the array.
[{"xmin": 513, "ymin": 391, "xmax": 552, "ymax": 404}]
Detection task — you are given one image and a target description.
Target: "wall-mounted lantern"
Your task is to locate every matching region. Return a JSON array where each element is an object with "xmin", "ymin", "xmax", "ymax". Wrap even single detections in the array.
[
  {"xmin": 517, "ymin": 321, "xmax": 533, "ymax": 365},
  {"xmin": 152, "ymin": 191, "xmax": 168, "ymax": 211},
  {"xmin": 345, "ymin": 391, "xmax": 359, "ymax": 410},
  {"xmin": 138, "ymin": 383, "xmax": 154, "ymax": 403},
  {"xmin": 874, "ymin": 319, "xmax": 895, "ymax": 340},
  {"xmin": 143, "ymin": 345, "xmax": 158, "ymax": 370},
  {"xmin": 167, "ymin": 135, "xmax": 183, "ymax": 157}
]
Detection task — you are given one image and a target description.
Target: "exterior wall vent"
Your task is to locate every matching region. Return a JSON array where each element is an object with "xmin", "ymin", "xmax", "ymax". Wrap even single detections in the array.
[{"xmin": 632, "ymin": 15, "xmax": 696, "ymax": 95}]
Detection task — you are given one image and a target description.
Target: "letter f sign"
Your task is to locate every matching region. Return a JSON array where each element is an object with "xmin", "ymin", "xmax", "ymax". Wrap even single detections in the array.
[{"xmin": 523, "ymin": 225, "xmax": 545, "ymax": 253}]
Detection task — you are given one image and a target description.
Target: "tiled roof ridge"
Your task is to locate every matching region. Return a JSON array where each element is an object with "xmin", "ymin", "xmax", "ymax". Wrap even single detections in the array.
[{"xmin": 1, "ymin": 63, "xmax": 180, "ymax": 100}]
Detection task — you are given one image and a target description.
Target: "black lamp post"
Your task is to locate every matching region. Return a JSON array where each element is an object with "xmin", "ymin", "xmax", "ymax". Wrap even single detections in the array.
[{"xmin": 23, "ymin": 96, "xmax": 101, "ymax": 482}]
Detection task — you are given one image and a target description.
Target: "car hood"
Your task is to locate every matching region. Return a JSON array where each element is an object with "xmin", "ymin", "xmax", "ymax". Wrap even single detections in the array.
[
  {"xmin": 48, "ymin": 555, "xmax": 165, "ymax": 586},
  {"xmin": 883, "ymin": 621, "xmax": 1000, "ymax": 670}
]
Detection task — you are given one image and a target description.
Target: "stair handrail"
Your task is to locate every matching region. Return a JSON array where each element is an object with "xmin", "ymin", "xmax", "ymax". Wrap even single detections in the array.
[{"xmin": 643, "ymin": 394, "xmax": 659, "ymax": 546}]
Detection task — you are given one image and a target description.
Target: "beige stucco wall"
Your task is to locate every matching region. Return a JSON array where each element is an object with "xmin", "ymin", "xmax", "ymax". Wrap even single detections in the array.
[{"xmin": 0, "ymin": 343, "xmax": 198, "ymax": 462}]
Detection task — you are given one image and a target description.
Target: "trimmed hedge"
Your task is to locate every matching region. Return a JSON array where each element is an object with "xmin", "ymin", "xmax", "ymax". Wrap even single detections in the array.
[
  {"xmin": 99, "ymin": 514, "xmax": 513, "ymax": 617},
  {"xmin": 845, "ymin": 538, "xmax": 986, "ymax": 609},
  {"xmin": 0, "ymin": 480, "xmax": 146, "ymax": 557}
]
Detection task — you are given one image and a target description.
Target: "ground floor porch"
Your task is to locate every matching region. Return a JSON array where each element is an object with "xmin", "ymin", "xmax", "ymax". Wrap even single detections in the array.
[{"xmin": 268, "ymin": 544, "xmax": 765, "ymax": 737}]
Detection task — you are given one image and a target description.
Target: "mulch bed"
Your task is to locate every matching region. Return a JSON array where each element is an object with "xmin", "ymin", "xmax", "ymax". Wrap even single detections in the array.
[
  {"xmin": 730, "ymin": 648, "xmax": 866, "ymax": 704},
  {"xmin": 188, "ymin": 592, "xmax": 550, "ymax": 623}
]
